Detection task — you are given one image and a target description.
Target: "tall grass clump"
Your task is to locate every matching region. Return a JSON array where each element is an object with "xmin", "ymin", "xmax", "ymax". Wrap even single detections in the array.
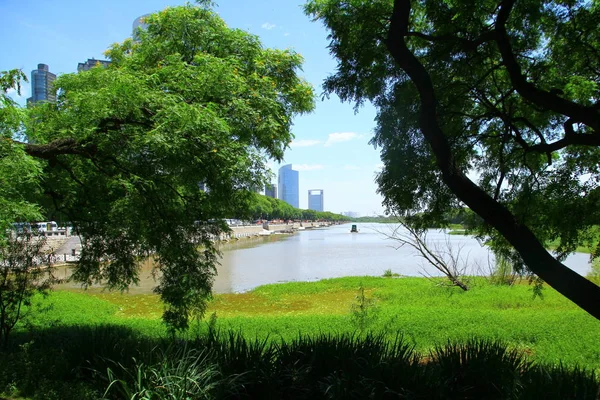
[
  {"xmin": 274, "ymin": 333, "xmax": 422, "ymax": 399},
  {"xmin": 488, "ymin": 255, "xmax": 520, "ymax": 286},
  {"xmin": 382, "ymin": 269, "xmax": 400, "ymax": 278},
  {"xmin": 2, "ymin": 326, "xmax": 599, "ymax": 399},
  {"xmin": 521, "ymin": 363, "xmax": 599, "ymax": 400},
  {"xmin": 201, "ymin": 330, "xmax": 276, "ymax": 398},
  {"xmin": 349, "ymin": 284, "xmax": 379, "ymax": 332},
  {"xmin": 100, "ymin": 333, "xmax": 599, "ymax": 399},
  {"xmin": 103, "ymin": 345, "xmax": 221, "ymax": 400},
  {"xmin": 428, "ymin": 339, "xmax": 531, "ymax": 399}
]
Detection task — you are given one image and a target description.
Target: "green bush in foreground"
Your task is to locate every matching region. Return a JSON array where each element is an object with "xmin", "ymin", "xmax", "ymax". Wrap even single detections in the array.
[
  {"xmin": 101, "ymin": 332, "xmax": 600, "ymax": 399},
  {"xmin": 1, "ymin": 326, "xmax": 598, "ymax": 399}
]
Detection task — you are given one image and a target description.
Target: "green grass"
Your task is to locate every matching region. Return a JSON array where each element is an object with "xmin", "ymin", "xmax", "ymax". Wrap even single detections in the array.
[
  {"xmin": 546, "ymin": 238, "xmax": 595, "ymax": 254},
  {"xmin": 20, "ymin": 276, "xmax": 600, "ymax": 370},
  {"xmin": 3, "ymin": 277, "xmax": 600, "ymax": 399}
]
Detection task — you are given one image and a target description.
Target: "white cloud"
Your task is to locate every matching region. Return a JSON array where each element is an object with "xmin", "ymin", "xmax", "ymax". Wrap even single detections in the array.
[
  {"xmin": 6, "ymin": 83, "xmax": 29, "ymax": 103},
  {"xmin": 261, "ymin": 22, "xmax": 276, "ymax": 30},
  {"xmin": 290, "ymin": 139, "xmax": 321, "ymax": 148},
  {"xmin": 6, "ymin": 87, "xmax": 23, "ymax": 98},
  {"xmin": 324, "ymin": 132, "xmax": 363, "ymax": 147},
  {"xmin": 284, "ymin": 32, "xmax": 290, "ymax": 36},
  {"xmin": 294, "ymin": 164, "xmax": 324, "ymax": 171},
  {"xmin": 344, "ymin": 165, "xmax": 360, "ymax": 170}
]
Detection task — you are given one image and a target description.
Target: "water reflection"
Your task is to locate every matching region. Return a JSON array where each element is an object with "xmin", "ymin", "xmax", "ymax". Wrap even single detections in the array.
[{"xmin": 56, "ymin": 223, "xmax": 592, "ymax": 294}]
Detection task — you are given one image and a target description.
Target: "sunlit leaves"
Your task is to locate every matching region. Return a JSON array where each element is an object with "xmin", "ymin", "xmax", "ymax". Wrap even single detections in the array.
[
  {"xmin": 307, "ymin": 0, "xmax": 600, "ymax": 262},
  {"xmin": 3, "ymin": 4, "xmax": 314, "ymax": 330}
]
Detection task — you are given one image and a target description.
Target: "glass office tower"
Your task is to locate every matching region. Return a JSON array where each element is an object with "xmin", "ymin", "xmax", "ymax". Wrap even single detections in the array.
[
  {"xmin": 265, "ymin": 183, "xmax": 277, "ymax": 199},
  {"xmin": 308, "ymin": 189, "xmax": 324, "ymax": 212},
  {"xmin": 27, "ymin": 64, "xmax": 56, "ymax": 104},
  {"xmin": 278, "ymin": 164, "xmax": 299, "ymax": 208}
]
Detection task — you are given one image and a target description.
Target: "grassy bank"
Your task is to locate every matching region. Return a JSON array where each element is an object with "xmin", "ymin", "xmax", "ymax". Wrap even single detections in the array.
[
  {"xmin": 2, "ymin": 276, "xmax": 600, "ymax": 399},
  {"xmin": 447, "ymin": 225, "xmax": 600, "ymax": 255},
  {"xmin": 20, "ymin": 276, "xmax": 600, "ymax": 369}
]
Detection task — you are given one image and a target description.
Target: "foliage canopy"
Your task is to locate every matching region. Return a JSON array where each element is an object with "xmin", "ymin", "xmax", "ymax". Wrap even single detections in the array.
[
  {"xmin": 1, "ymin": 4, "xmax": 314, "ymax": 329},
  {"xmin": 305, "ymin": 0, "xmax": 600, "ymax": 318}
]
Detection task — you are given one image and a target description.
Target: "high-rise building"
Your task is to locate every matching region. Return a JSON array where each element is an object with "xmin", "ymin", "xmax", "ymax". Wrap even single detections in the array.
[
  {"xmin": 27, "ymin": 64, "xmax": 56, "ymax": 104},
  {"xmin": 133, "ymin": 14, "xmax": 152, "ymax": 39},
  {"xmin": 77, "ymin": 58, "xmax": 111, "ymax": 72},
  {"xmin": 265, "ymin": 183, "xmax": 277, "ymax": 199},
  {"xmin": 308, "ymin": 189, "xmax": 324, "ymax": 212},
  {"xmin": 278, "ymin": 164, "xmax": 299, "ymax": 208}
]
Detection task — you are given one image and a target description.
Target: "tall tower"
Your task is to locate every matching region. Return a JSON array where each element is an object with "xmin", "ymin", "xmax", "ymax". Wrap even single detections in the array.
[
  {"xmin": 265, "ymin": 183, "xmax": 277, "ymax": 199},
  {"xmin": 132, "ymin": 14, "xmax": 152, "ymax": 39},
  {"xmin": 308, "ymin": 189, "xmax": 324, "ymax": 212},
  {"xmin": 27, "ymin": 64, "xmax": 56, "ymax": 104},
  {"xmin": 278, "ymin": 164, "xmax": 299, "ymax": 208}
]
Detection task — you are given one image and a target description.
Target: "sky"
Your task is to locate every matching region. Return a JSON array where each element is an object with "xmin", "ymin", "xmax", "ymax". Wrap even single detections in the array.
[{"xmin": 0, "ymin": 0, "xmax": 385, "ymax": 216}]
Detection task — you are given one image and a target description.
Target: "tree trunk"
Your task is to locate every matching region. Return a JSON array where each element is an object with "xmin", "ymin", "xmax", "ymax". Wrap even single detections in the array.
[{"xmin": 385, "ymin": 0, "xmax": 600, "ymax": 320}]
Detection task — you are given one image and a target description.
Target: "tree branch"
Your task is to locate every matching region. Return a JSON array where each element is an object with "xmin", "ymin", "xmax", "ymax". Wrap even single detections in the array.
[
  {"xmin": 495, "ymin": 0, "xmax": 600, "ymax": 132},
  {"xmin": 19, "ymin": 138, "xmax": 97, "ymax": 160},
  {"xmin": 386, "ymin": 0, "xmax": 600, "ymax": 320},
  {"xmin": 406, "ymin": 30, "xmax": 497, "ymax": 52}
]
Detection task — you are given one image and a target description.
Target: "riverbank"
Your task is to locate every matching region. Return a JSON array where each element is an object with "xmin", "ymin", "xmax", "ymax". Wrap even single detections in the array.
[
  {"xmin": 3, "ymin": 276, "xmax": 599, "ymax": 399},
  {"xmin": 447, "ymin": 225, "xmax": 600, "ymax": 254}
]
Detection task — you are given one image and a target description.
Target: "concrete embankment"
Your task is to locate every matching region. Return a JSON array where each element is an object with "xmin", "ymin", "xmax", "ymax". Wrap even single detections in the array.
[
  {"xmin": 51, "ymin": 222, "xmax": 340, "ymax": 263},
  {"xmin": 225, "ymin": 221, "xmax": 335, "ymax": 240}
]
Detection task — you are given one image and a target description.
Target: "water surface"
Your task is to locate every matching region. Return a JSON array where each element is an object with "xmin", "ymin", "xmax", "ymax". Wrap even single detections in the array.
[{"xmin": 56, "ymin": 223, "xmax": 592, "ymax": 294}]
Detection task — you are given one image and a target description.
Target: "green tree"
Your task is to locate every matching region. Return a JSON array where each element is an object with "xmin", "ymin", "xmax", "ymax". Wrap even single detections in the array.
[
  {"xmin": 0, "ymin": 231, "xmax": 54, "ymax": 348},
  {"xmin": 1, "ymin": 3, "xmax": 314, "ymax": 329},
  {"xmin": 305, "ymin": 0, "xmax": 600, "ymax": 318},
  {"xmin": 248, "ymin": 193, "xmax": 273, "ymax": 220},
  {"xmin": 0, "ymin": 70, "xmax": 43, "ymax": 237}
]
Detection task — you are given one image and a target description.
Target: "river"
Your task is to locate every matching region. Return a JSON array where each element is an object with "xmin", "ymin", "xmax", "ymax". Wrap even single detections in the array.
[{"xmin": 55, "ymin": 222, "xmax": 593, "ymax": 294}]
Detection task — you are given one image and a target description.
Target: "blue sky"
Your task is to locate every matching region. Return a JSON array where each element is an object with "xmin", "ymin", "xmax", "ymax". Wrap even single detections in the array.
[{"xmin": 0, "ymin": 0, "xmax": 385, "ymax": 216}]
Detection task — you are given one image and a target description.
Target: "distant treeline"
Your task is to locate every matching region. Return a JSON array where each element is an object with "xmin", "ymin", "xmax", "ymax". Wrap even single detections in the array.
[
  {"xmin": 351, "ymin": 216, "xmax": 398, "ymax": 223},
  {"xmin": 351, "ymin": 208, "xmax": 480, "ymax": 227},
  {"xmin": 246, "ymin": 193, "xmax": 351, "ymax": 221}
]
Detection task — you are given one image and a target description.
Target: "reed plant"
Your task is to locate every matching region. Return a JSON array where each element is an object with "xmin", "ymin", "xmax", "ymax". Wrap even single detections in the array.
[
  {"xmin": 1, "ymin": 326, "xmax": 598, "ymax": 399},
  {"xmin": 103, "ymin": 345, "xmax": 221, "ymax": 400}
]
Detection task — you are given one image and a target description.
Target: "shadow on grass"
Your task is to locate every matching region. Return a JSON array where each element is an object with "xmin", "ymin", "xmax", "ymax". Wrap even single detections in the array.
[{"xmin": 0, "ymin": 325, "xmax": 598, "ymax": 400}]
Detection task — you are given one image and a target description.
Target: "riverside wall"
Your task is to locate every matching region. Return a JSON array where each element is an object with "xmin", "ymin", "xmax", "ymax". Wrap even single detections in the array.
[{"xmin": 225, "ymin": 221, "xmax": 335, "ymax": 239}]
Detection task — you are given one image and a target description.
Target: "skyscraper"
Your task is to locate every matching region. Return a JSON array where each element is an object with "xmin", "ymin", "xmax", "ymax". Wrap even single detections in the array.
[
  {"xmin": 132, "ymin": 14, "xmax": 151, "ymax": 39},
  {"xmin": 265, "ymin": 183, "xmax": 277, "ymax": 199},
  {"xmin": 27, "ymin": 64, "xmax": 56, "ymax": 104},
  {"xmin": 77, "ymin": 58, "xmax": 111, "ymax": 72},
  {"xmin": 278, "ymin": 164, "xmax": 299, "ymax": 208},
  {"xmin": 308, "ymin": 190, "xmax": 324, "ymax": 212}
]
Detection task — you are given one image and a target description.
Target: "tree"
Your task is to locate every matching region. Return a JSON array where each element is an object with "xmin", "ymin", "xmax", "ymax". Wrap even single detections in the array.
[
  {"xmin": 0, "ymin": 231, "xmax": 54, "ymax": 348},
  {"xmin": 0, "ymin": 70, "xmax": 43, "ymax": 236},
  {"xmin": 1, "ymin": 3, "xmax": 314, "ymax": 329},
  {"xmin": 248, "ymin": 193, "xmax": 274, "ymax": 220},
  {"xmin": 305, "ymin": 0, "xmax": 600, "ymax": 319}
]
